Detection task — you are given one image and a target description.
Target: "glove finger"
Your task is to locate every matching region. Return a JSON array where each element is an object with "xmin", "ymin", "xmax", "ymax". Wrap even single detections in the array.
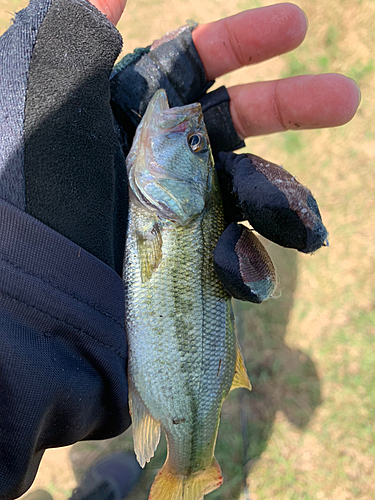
[
  {"xmin": 110, "ymin": 24, "xmax": 211, "ymax": 132},
  {"xmin": 216, "ymin": 151, "xmax": 328, "ymax": 253},
  {"xmin": 214, "ymin": 222, "xmax": 277, "ymax": 303},
  {"xmin": 110, "ymin": 28, "xmax": 245, "ymax": 157},
  {"xmin": 199, "ymin": 86, "xmax": 245, "ymax": 158}
]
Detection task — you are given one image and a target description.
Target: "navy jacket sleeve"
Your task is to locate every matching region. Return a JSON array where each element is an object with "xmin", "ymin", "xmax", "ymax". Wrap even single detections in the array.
[
  {"xmin": 0, "ymin": 199, "xmax": 129, "ymax": 498},
  {"xmin": 0, "ymin": 0, "xmax": 130, "ymax": 497}
]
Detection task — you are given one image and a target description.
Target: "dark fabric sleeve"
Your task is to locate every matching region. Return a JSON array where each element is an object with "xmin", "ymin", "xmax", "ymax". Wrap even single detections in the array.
[
  {"xmin": 0, "ymin": 0, "xmax": 131, "ymax": 498},
  {"xmin": 0, "ymin": 199, "xmax": 130, "ymax": 500}
]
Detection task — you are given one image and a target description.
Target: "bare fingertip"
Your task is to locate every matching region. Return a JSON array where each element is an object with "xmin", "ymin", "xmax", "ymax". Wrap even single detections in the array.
[
  {"xmin": 298, "ymin": 5, "xmax": 309, "ymax": 34},
  {"xmin": 280, "ymin": 3, "xmax": 308, "ymax": 39},
  {"xmin": 88, "ymin": 0, "xmax": 127, "ymax": 25},
  {"xmin": 337, "ymin": 74, "xmax": 362, "ymax": 120},
  {"xmin": 318, "ymin": 73, "xmax": 361, "ymax": 125},
  {"xmin": 288, "ymin": 3, "xmax": 308, "ymax": 27}
]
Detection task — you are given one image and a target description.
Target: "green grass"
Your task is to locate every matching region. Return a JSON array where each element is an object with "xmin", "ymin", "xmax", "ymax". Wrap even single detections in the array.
[
  {"xmin": 2, "ymin": 0, "xmax": 373, "ymax": 499},
  {"xmin": 349, "ymin": 59, "xmax": 375, "ymax": 82}
]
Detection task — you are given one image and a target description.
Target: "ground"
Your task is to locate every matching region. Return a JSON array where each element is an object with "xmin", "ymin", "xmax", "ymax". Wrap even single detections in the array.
[{"xmin": 1, "ymin": 0, "xmax": 374, "ymax": 498}]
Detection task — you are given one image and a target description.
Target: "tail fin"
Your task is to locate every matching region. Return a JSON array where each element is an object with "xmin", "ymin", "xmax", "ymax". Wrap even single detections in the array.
[{"xmin": 149, "ymin": 457, "xmax": 223, "ymax": 500}]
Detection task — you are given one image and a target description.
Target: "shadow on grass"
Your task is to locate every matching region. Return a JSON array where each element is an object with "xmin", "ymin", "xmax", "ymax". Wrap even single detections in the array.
[
  {"xmin": 207, "ymin": 242, "xmax": 322, "ymax": 499},
  {"xmin": 70, "ymin": 243, "xmax": 322, "ymax": 500}
]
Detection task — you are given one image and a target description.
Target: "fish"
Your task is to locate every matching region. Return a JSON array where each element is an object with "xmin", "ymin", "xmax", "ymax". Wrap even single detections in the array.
[{"xmin": 123, "ymin": 89, "xmax": 251, "ymax": 500}]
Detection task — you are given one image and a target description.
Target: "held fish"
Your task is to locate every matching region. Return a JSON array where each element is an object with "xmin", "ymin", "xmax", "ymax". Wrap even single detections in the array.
[{"xmin": 123, "ymin": 89, "xmax": 251, "ymax": 500}]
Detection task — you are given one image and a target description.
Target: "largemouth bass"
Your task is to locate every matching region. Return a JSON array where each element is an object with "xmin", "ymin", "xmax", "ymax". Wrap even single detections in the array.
[{"xmin": 124, "ymin": 89, "xmax": 251, "ymax": 500}]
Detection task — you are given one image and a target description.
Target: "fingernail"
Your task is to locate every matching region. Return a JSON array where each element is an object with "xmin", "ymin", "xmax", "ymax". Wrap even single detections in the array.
[
  {"xmin": 351, "ymin": 78, "xmax": 362, "ymax": 108},
  {"xmin": 301, "ymin": 7, "xmax": 309, "ymax": 32}
]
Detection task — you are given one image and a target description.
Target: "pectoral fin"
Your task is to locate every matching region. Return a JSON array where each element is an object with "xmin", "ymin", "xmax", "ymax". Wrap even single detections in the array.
[
  {"xmin": 230, "ymin": 343, "xmax": 252, "ymax": 391},
  {"xmin": 129, "ymin": 387, "xmax": 161, "ymax": 468},
  {"xmin": 136, "ymin": 223, "xmax": 163, "ymax": 282}
]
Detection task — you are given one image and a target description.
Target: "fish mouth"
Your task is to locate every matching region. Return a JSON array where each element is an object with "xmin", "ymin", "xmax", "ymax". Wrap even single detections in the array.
[{"xmin": 126, "ymin": 89, "xmax": 210, "ymax": 223}]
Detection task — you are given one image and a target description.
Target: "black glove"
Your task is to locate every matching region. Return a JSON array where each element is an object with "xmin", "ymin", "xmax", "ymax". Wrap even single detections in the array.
[
  {"xmin": 213, "ymin": 151, "xmax": 328, "ymax": 302},
  {"xmin": 110, "ymin": 26, "xmax": 328, "ymax": 304}
]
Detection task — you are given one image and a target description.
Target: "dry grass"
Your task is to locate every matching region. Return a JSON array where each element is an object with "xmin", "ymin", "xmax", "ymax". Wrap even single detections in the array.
[{"xmin": 1, "ymin": 0, "xmax": 374, "ymax": 498}]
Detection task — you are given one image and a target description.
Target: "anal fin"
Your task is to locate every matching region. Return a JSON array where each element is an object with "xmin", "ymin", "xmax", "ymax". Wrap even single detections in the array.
[
  {"xmin": 129, "ymin": 387, "xmax": 161, "ymax": 468},
  {"xmin": 230, "ymin": 343, "xmax": 252, "ymax": 391}
]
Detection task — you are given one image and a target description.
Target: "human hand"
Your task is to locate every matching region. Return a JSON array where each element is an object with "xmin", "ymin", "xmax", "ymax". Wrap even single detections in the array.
[
  {"xmin": 92, "ymin": 1, "xmax": 359, "ymax": 138},
  {"xmin": 105, "ymin": 1, "xmax": 359, "ymax": 303},
  {"xmin": 189, "ymin": 4, "xmax": 360, "ymax": 301},
  {"xmin": 189, "ymin": 4, "xmax": 362, "ymax": 301},
  {"xmin": 193, "ymin": 3, "xmax": 360, "ymax": 137}
]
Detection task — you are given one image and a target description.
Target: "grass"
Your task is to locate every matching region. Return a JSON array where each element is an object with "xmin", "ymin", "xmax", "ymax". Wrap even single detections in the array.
[{"xmin": 1, "ymin": 0, "xmax": 373, "ymax": 499}]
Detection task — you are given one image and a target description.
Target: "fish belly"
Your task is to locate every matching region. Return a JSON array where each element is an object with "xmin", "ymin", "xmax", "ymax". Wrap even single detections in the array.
[{"xmin": 124, "ymin": 198, "xmax": 236, "ymax": 481}]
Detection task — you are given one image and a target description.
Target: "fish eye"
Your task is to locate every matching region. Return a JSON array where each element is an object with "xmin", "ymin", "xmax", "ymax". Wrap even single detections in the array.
[{"xmin": 188, "ymin": 133, "xmax": 206, "ymax": 153}]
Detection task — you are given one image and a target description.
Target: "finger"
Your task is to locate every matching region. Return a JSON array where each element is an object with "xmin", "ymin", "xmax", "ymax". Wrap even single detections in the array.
[
  {"xmin": 228, "ymin": 73, "xmax": 361, "ymax": 138},
  {"xmin": 213, "ymin": 222, "xmax": 277, "ymax": 303},
  {"xmin": 217, "ymin": 151, "xmax": 329, "ymax": 253},
  {"xmin": 88, "ymin": 0, "xmax": 127, "ymax": 25},
  {"xmin": 192, "ymin": 3, "xmax": 308, "ymax": 81}
]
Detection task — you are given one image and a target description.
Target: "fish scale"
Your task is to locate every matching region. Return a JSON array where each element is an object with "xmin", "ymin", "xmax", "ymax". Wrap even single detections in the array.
[{"xmin": 123, "ymin": 89, "xmax": 251, "ymax": 500}]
